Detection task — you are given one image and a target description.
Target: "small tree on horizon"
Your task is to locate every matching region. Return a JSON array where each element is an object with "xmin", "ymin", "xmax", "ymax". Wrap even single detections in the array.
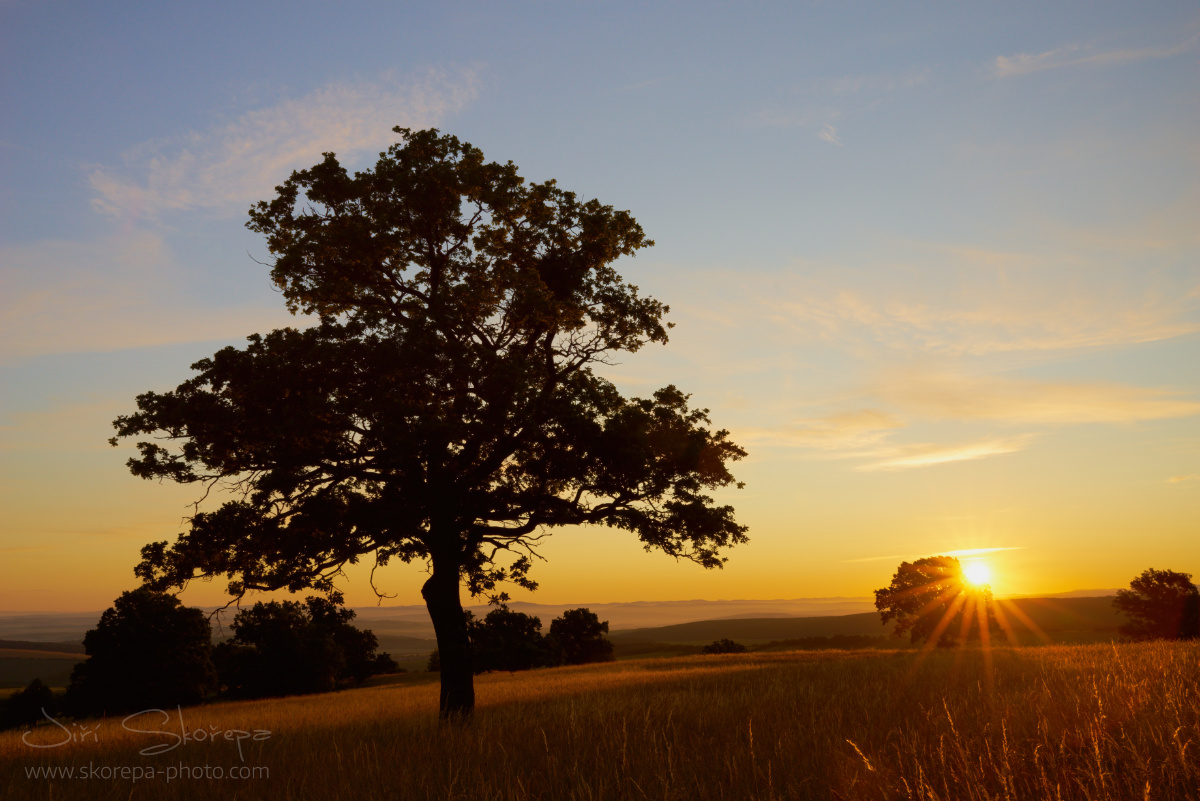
[
  {"xmin": 547, "ymin": 607, "xmax": 615, "ymax": 665},
  {"xmin": 111, "ymin": 128, "xmax": 748, "ymax": 718},
  {"xmin": 469, "ymin": 606, "xmax": 546, "ymax": 673},
  {"xmin": 1113, "ymin": 568, "xmax": 1200, "ymax": 641},
  {"xmin": 874, "ymin": 556, "xmax": 998, "ymax": 647}
]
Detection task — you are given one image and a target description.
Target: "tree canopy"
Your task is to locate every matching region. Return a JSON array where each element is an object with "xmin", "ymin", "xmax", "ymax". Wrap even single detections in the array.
[
  {"xmin": 65, "ymin": 589, "xmax": 216, "ymax": 715},
  {"xmin": 547, "ymin": 607, "xmax": 614, "ymax": 665},
  {"xmin": 468, "ymin": 606, "xmax": 547, "ymax": 673},
  {"xmin": 874, "ymin": 556, "xmax": 997, "ymax": 647},
  {"xmin": 1113, "ymin": 568, "xmax": 1200, "ymax": 641},
  {"xmin": 214, "ymin": 592, "xmax": 396, "ymax": 698},
  {"xmin": 111, "ymin": 128, "xmax": 747, "ymax": 717}
]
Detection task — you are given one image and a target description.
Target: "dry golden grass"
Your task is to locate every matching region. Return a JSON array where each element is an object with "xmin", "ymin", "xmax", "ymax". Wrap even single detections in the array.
[{"xmin": 2, "ymin": 642, "xmax": 1199, "ymax": 800}]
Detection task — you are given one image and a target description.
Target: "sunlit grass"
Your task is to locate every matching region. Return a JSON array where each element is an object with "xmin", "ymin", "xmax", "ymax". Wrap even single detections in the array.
[{"xmin": 3, "ymin": 642, "xmax": 1199, "ymax": 799}]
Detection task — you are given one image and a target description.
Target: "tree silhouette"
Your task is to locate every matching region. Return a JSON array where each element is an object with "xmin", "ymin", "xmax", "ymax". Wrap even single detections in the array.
[
  {"xmin": 702, "ymin": 638, "xmax": 748, "ymax": 654},
  {"xmin": 1113, "ymin": 568, "xmax": 1200, "ymax": 641},
  {"xmin": 874, "ymin": 556, "xmax": 997, "ymax": 647},
  {"xmin": 213, "ymin": 600, "xmax": 340, "ymax": 698},
  {"xmin": 547, "ymin": 607, "xmax": 614, "ymax": 665},
  {"xmin": 214, "ymin": 592, "xmax": 395, "ymax": 698},
  {"xmin": 469, "ymin": 606, "xmax": 547, "ymax": 673},
  {"xmin": 305, "ymin": 593, "xmax": 398, "ymax": 682},
  {"xmin": 65, "ymin": 589, "xmax": 216, "ymax": 715},
  {"xmin": 111, "ymin": 128, "xmax": 747, "ymax": 718},
  {"xmin": 3, "ymin": 679, "xmax": 56, "ymax": 730}
]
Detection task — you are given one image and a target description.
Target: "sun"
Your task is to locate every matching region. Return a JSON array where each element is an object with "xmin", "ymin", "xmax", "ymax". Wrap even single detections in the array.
[{"xmin": 963, "ymin": 561, "xmax": 992, "ymax": 587}]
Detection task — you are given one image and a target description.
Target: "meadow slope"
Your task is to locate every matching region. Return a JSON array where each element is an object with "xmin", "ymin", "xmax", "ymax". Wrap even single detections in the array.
[{"xmin": 2, "ymin": 642, "xmax": 1198, "ymax": 800}]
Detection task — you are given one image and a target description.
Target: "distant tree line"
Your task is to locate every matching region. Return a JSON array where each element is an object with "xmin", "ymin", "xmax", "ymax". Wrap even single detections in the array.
[
  {"xmin": 1, "ymin": 588, "xmax": 397, "ymax": 728},
  {"xmin": 427, "ymin": 606, "xmax": 615, "ymax": 673},
  {"xmin": 6, "ymin": 565, "xmax": 1200, "ymax": 729}
]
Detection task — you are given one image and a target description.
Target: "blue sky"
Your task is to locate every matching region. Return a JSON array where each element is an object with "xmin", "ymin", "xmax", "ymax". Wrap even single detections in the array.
[{"xmin": 2, "ymin": 1, "xmax": 1198, "ymax": 609}]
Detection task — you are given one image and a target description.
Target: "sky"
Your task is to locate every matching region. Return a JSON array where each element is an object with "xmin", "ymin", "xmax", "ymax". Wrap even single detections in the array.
[{"xmin": 1, "ymin": 1, "xmax": 1197, "ymax": 611}]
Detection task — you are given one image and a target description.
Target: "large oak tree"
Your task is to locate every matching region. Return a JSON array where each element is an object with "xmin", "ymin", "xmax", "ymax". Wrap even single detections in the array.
[{"xmin": 112, "ymin": 128, "xmax": 747, "ymax": 717}]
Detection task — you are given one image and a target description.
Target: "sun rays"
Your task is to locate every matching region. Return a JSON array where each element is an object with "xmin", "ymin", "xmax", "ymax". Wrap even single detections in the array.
[{"xmin": 889, "ymin": 556, "xmax": 1075, "ymax": 692}]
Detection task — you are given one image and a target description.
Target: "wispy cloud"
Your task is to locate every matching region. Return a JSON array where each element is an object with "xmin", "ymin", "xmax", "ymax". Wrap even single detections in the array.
[
  {"xmin": 857, "ymin": 435, "xmax": 1033, "ymax": 471},
  {"xmin": 875, "ymin": 371, "xmax": 1200, "ymax": 424},
  {"xmin": 995, "ymin": 34, "xmax": 1197, "ymax": 77},
  {"xmin": 1169, "ymin": 474, "xmax": 1199, "ymax": 484},
  {"xmin": 90, "ymin": 69, "xmax": 478, "ymax": 219},
  {"xmin": 739, "ymin": 410, "xmax": 901, "ymax": 451},
  {"xmin": 740, "ymin": 412, "xmax": 1033, "ymax": 471},
  {"xmin": 767, "ymin": 243, "xmax": 1200, "ymax": 356},
  {"xmin": 818, "ymin": 124, "xmax": 843, "ymax": 146}
]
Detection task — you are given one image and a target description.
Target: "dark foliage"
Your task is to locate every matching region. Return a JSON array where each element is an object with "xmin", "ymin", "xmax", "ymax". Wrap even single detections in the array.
[
  {"xmin": 546, "ymin": 607, "xmax": 615, "ymax": 665},
  {"xmin": 702, "ymin": 638, "xmax": 748, "ymax": 654},
  {"xmin": 111, "ymin": 128, "xmax": 747, "ymax": 717},
  {"xmin": 1114, "ymin": 568, "xmax": 1200, "ymax": 641},
  {"xmin": 2, "ymin": 679, "xmax": 56, "ymax": 730},
  {"xmin": 305, "ymin": 595, "xmax": 396, "ymax": 682},
  {"xmin": 875, "ymin": 556, "xmax": 998, "ymax": 647},
  {"xmin": 65, "ymin": 589, "xmax": 216, "ymax": 716},
  {"xmin": 469, "ymin": 607, "xmax": 547, "ymax": 673},
  {"xmin": 215, "ymin": 593, "xmax": 394, "ymax": 698},
  {"xmin": 372, "ymin": 652, "xmax": 401, "ymax": 676}
]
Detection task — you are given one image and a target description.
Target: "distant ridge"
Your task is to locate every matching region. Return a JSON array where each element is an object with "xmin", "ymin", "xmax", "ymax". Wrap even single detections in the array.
[
  {"xmin": 352, "ymin": 597, "xmax": 880, "ymax": 638},
  {"xmin": 999, "ymin": 589, "xmax": 1121, "ymax": 599},
  {"xmin": 608, "ymin": 596, "xmax": 1126, "ymax": 647},
  {"xmin": 0, "ymin": 593, "xmax": 1122, "ymax": 644}
]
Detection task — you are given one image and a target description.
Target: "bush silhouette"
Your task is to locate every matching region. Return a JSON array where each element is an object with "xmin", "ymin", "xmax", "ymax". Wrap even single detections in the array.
[
  {"xmin": 702, "ymin": 639, "xmax": 748, "ymax": 654},
  {"xmin": 3, "ymin": 679, "xmax": 56, "ymax": 730},
  {"xmin": 469, "ymin": 607, "xmax": 547, "ymax": 673},
  {"xmin": 66, "ymin": 588, "xmax": 216, "ymax": 715},
  {"xmin": 1114, "ymin": 568, "xmax": 1200, "ymax": 641},
  {"xmin": 215, "ymin": 593, "xmax": 393, "ymax": 698},
  {"xmin": 547, "ymin": 608, "xmax": 615, "ymax": 665}
]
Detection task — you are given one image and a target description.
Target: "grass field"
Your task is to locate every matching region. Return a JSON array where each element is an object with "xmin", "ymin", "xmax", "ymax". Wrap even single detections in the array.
[{"xmin": 2, "ymin": 641, "xmax": 1198, "ymax": 800}]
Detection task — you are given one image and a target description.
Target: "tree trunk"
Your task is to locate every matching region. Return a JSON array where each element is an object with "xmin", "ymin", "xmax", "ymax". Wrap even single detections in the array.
[{"xmin": 422, "ymin": 559, "xmax": 474, "ymax": 719}]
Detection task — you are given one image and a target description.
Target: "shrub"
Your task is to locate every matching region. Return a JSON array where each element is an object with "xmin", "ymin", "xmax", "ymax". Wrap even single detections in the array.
[{"xmin": 2, "ymin": 679, "xmax": 56, "ymax": 729}]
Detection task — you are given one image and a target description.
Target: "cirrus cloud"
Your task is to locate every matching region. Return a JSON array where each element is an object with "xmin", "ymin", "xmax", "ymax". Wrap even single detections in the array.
[
  {"xmin": 994, "ymin": 33, "xmax": 1197, "ymax": 77},
  {"xmin": 89, "ymin": 68, "xmax": 479, "ymax": 220},
  {"xmin": 873, "ymin": 370, "xmax": 1200, "ymax": 425}
]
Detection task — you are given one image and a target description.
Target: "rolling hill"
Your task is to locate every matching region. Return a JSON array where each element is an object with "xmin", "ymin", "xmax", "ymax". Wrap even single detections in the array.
[{"xmin": 608, "ymin": 596, "xmax": 1126, "ymax": 648}]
